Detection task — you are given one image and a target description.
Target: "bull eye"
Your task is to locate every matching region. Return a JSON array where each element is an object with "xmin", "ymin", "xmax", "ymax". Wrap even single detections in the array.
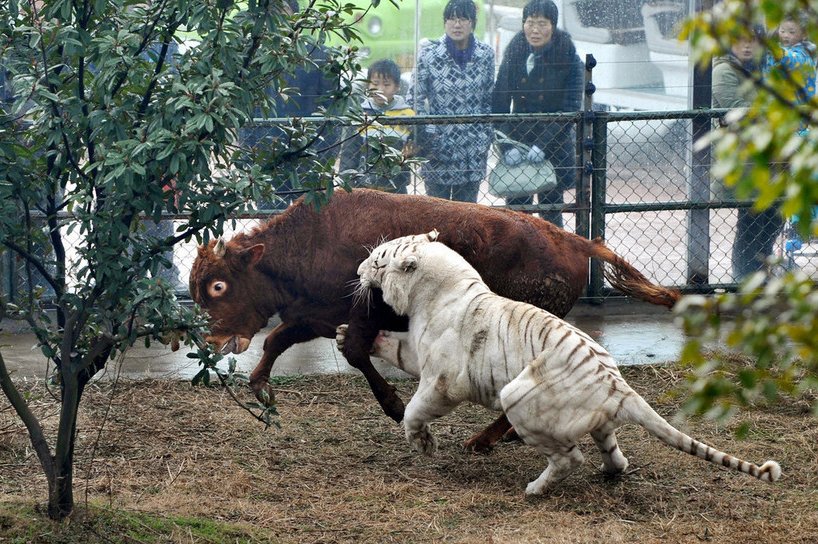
[{"xmin": 208, "ymin": 280, "xmax": 228, "ymax": 298}]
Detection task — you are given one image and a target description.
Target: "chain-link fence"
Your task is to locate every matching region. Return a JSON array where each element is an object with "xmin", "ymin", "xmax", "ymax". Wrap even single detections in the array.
[
  {"xmin": 593, "ymin": 109, "xmax": 818, "ymax": 295},
  {"xmin": 3, "ymin": 109, "xmax": 817, "ymax": 304}
]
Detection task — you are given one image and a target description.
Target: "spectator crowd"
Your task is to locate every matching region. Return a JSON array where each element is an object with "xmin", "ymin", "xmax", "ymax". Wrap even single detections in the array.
[{"xmin": 256, "ymin": 0, "xmax": 585, "ymax": 222}]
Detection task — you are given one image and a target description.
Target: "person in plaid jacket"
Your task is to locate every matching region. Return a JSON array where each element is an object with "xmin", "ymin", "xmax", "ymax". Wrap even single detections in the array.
[{"xmin": 408, "ymin": 0, "xmax": 494, "ymax": 203}]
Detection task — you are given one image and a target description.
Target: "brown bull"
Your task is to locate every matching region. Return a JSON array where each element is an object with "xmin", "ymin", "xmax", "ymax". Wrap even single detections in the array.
[{"xmin": 189, "ymin": 189, "xmax": 679, "ymax": 450}]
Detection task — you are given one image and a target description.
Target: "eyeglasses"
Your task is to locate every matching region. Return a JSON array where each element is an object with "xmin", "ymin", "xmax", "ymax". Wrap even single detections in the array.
[
  {"xmin": 445, "ymin": 16, "xmax": 472, "ymax": 26},
  {"xmin": 524, "ymin": 19, "xmax": 552, "ymax": 31}
]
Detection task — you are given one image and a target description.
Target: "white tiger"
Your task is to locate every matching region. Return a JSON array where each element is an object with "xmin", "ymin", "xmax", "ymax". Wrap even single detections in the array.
[{"xmin": 352, "ymin": 230, "xmax": 781, "ymax": 495}]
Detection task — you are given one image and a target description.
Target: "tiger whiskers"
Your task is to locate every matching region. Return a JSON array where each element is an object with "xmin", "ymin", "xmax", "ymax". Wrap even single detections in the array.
[{"xmin": 350, "ymin": 279, "xmax": 372, "ymax": 311}]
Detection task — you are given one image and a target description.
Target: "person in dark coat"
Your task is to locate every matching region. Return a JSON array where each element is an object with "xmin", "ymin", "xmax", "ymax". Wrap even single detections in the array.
[
  {"xmin": 491, "ymin": 0, "xmax": 583, "ymax": 227},
  {"xmin": 239, "ymin": 0, "xmax": 341, "ymax": 210},
  {"xmin": 712, "ymin": 28, "xmax": 783, "ymax": 280}
]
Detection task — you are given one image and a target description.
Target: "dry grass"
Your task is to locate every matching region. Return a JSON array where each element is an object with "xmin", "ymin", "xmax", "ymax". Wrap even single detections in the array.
[{"xmin": 1, "ymin": 366, "xmax": 817, "ymax": 543}]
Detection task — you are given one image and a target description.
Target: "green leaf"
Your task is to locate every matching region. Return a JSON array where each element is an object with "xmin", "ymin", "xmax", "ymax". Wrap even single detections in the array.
[{"xmin": 191, "ymin": 368, "xmax": 209, "ymax": 386}]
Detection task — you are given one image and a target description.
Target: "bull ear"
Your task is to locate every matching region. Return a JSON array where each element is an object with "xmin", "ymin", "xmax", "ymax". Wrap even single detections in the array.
[
  {"xmin": 427, "ymin": 229, "xmax": 439, "ymax": 242},
  {"xmin": 396, "ymin": 255, "xmax": 418, "ymax": 272},
  {"xmin": 213, "ymin": 237, "xmax": 226, "ymax": 258},
  {"xmin": 240, "ymin": 244, "xmax": 265, "ymax": 266}
]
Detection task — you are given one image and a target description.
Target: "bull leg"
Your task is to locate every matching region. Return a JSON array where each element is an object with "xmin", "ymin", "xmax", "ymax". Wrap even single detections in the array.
[
  {"xmin": 337, "ymin": 291, "xmax": 409, "ymax": 423},
  {"xmin": 463, "ymin": 414, "xmax": 515, "ymax": 453},
  {"xmin": 340, "ymin": 332, "xmax": 405, "ymax": 423},
  {"xmin": 249, "ymin": 322, "xmax": 318, "ymax": 405},
  {"xmin": 339, "ymin": 320, "xmax": 406, "ymax": 423}
]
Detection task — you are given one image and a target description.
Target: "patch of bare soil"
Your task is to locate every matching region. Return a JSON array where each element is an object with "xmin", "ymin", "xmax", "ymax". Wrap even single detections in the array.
[{"xmin": 1, "ymin": 366, "xmax": 817, "ymax": 543}]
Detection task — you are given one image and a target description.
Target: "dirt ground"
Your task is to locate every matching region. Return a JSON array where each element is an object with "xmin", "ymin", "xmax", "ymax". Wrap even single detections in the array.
[{"xmin": 1, "ymin": 365, "xmax": 817, "ymax": 543}]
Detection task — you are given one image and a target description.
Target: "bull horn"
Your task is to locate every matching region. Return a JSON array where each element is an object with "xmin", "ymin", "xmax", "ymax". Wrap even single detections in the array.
[{"xmin": 213, "ymin": 237, "xmax": 226, "ymax": 258}]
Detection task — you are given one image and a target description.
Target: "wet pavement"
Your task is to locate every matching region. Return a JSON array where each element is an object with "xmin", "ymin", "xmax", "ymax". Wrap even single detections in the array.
[{"xmin": 0, "ymin": 300, "xmax": 685, "ymax": 381}]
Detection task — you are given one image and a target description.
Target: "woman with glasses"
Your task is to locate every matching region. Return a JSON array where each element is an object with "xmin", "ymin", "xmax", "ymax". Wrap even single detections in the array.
[
  {"xmin": 408, "ymin": 0, "xmax": 495, "ymax": 203},
  {"xmin": 491, "ymin": 0, "xmax": 583, "ymax": 228}
]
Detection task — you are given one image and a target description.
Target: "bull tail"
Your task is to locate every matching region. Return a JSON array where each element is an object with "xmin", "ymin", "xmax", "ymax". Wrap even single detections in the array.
[{"xmin": 589, "ymin": 238, "xmax": 680, "ymax": 309}]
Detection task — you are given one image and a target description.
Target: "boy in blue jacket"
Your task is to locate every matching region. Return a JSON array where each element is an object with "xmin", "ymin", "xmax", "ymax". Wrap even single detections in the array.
[{"xmin": 764, "ymin": 13, "xmax": 816, "ymax": 104}]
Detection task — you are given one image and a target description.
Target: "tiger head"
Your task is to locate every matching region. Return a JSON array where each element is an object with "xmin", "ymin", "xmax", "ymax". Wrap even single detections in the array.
[{"xmin": 355, "ymin": 230, "xmax": 440, "ymax": 313}]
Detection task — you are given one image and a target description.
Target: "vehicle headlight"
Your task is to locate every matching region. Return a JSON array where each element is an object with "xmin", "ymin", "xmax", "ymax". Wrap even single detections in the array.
[{"xmin": 368, "ymin": 16, "xmax": 382, "ymax": 35}]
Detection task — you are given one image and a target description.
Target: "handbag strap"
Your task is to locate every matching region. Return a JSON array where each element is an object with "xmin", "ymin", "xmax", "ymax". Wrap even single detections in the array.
[{"xmin": 494, "ymin": 129, "xmax": 531, "ymax": 154}]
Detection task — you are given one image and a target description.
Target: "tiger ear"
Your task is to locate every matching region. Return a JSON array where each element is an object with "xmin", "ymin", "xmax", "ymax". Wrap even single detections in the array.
[
  {"xmin": 396, "ymin": 255, "xmax": 418, "ymax": 272},
  {"xmin": 427, "ymin": 229, "xmax": 439, "ymax": 242}
]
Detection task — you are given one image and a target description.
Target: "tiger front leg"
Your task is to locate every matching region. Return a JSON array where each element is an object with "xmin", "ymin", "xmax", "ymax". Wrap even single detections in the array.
[
  {"xmin": 336, "ymin": 325, "xmax": 397, "ymax": 361},
  {"xmin": 403, "ymin": 379, "xmax": 458, "ymax": 456}
]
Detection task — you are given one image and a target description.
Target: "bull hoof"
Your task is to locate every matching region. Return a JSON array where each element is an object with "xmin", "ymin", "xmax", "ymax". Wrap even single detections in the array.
[
  {"xmin": 463, "ymin": 434, "xmax": 495, "ymax": 454},
  {"xmin": 383, "ymin": 398, "xmax": 406, "ymax": 424},
  {"xmin": 250, "ymin": 380, "xmax": 276, "ymax": 407},
  {"xmin": 502, "ymin": 427, "xmax": 522, "ymax": 443}
]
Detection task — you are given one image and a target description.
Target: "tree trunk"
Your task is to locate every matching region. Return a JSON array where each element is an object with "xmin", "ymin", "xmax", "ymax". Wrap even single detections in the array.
[
  {"xmin": 46, "ymin": 339, "xmax": 112, "ymax": 520},
  {"xmin": 47, "ymin": 367, "xmax": 81, "ymax": 520}
]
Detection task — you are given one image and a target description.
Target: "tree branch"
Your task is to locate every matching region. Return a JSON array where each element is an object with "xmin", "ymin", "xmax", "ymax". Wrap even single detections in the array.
[
  {"xmin": 1, "ymin": 238, "xmax": 61, "ymax": 298},
  {"xmin": 0, "ymin": 305, "xmax": 56, "ymax": 482},
  {"xmin": 135, "ymin": 15, "xmax": 182, "ymax": 123},
  {"xmin": 108, "ymin": 3, "xmax": 163, "ymax": 99}
]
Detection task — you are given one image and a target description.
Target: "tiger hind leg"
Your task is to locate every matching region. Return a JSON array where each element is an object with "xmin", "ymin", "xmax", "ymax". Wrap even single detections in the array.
[
  {"xmin": 525, "ymin": 444, "xmax": 585, "ymax": 496},
  {"xmin": 590, "ymin": 427, "xmax": 629, "ymax": 475}
]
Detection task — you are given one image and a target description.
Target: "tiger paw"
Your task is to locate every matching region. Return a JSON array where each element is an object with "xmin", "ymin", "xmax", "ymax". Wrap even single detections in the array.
[
  {"xmin": 335, "ymin": 325, "xmax": 392, "ymax": 358},
  {"xmin": 600, "ymin": 448, "xmax": 629, "ymax": 475},
  {"xmin": 599, "ymin": 457, "xmax": 628, "ymax": 476},
  {"xmin": 525, "ymin": 480, "xmax": 549, "ymax": 496},
  {"xmin": 372, "ymin": 330, "xmax": 398, "ymax": 360},
  {"xmin": 407, "ymin": 425, "xmax": 438, "ymax": 456}
]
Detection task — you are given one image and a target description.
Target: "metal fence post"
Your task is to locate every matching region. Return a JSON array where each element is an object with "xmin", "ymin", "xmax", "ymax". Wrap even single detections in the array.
[
  {"xmin": 686, "ymin": 9, "xmax": 713, "ymax": 285},
  {"xmin": 687, "ymin": 112, "xmax": 712, "ymax": 285},
  {"xmin": 589, "ymin": 111, "xmax": 608, "ymax": 302},
  {"xmin": 576, "ymin": 54, "xmax": 596, "ymax": 241}
]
